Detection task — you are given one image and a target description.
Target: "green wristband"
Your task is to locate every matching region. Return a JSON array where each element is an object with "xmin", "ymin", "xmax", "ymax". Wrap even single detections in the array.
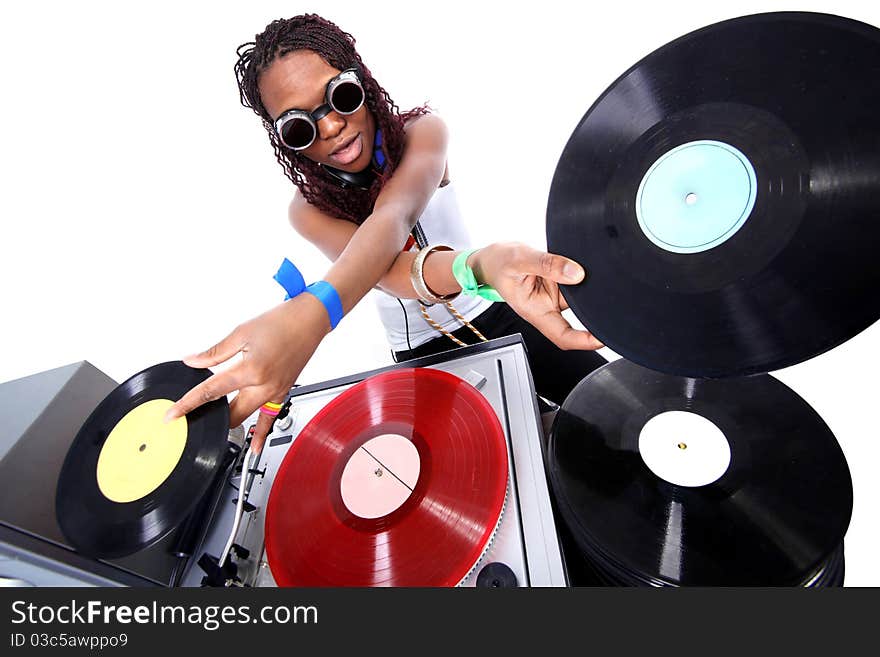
[{"xmin": 452, "ymin": 249, "xmax": 504, "ymax": 302}]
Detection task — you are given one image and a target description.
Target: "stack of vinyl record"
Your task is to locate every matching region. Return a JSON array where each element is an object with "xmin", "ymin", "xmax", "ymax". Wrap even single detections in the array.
[{"xmin": 544, "ymin": 11, "xmax": 880, "ymax": 586}]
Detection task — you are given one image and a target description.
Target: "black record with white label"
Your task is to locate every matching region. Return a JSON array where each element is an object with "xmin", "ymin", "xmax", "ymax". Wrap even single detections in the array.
[
  {"xmin": 56, "ymin": 361, "xmax": 229, "ymax": 558},
  {"xmin": 547, "ymin": 358, "xmax": 852, "ymax": 586},
  {"xmin": 546, "ymin": 12, "xmax": 880, "ymax": 377}
]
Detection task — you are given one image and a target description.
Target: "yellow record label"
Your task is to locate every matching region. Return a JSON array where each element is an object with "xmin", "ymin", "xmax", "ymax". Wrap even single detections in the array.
[{"xmin": 96, "ymin": 399, "xmax": 188, "ymax": 503}]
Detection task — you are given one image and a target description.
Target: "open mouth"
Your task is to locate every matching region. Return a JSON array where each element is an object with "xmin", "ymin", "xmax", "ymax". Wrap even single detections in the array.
[{"xmin": 330, "ymin": 133, "xmax": 363, "ymax": 165}]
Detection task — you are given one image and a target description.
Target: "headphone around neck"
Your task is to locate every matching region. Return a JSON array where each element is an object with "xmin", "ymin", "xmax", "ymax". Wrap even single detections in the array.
[{"xmin": 320, "ymin": 164, "xmax": 377, "ymax": 190}]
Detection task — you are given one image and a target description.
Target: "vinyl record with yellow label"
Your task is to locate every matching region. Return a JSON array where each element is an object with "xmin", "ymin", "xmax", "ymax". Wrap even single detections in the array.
[
  {"xmin": 95, "ymin": 398, "xmax": 188, "ymax": 503},
  {"xmin": 56, "ymin": 361, "xmax": 229, "ymax": 558}
]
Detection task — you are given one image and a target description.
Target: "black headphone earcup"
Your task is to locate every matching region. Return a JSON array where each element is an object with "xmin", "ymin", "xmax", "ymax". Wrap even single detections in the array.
[{"xmin": 320, "ymin": 164, "xmax": 375, "ymax": 190}]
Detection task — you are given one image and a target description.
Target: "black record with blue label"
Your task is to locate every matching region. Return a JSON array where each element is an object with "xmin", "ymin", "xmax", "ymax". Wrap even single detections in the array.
[{"xmin": 546, "ymin": 12, "xmax": 880, "ymax": 377}]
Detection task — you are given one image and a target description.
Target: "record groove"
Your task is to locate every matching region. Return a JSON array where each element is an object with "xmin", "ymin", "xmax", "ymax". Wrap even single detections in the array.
[
  {"xmin": 265, "ymin": 368, "xmax": 508, "ymax": 587},
  {"xmin": 547, "ymin": 12, "xmax": 880, "ymax": 377},
  {"xmin": 547, "ymin": 358, "xmax": 853, "ymax": 586}
]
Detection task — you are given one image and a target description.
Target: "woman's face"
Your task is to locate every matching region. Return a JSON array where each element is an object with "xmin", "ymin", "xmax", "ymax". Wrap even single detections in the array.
[{"xmin": 258, "ymin": 50, "xmax": 376, "ymax": 172}]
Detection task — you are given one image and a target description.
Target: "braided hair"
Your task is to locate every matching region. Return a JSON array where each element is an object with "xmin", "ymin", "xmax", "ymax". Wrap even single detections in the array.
[{"xmin": 234, "ymin": 14, "xmax": 428, "ymax": 224}]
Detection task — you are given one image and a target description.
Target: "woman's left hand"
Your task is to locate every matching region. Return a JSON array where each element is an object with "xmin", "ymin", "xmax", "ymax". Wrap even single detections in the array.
[{"xmin": 469, "ymin": 242, "xmax": 603, "ymax": 351}]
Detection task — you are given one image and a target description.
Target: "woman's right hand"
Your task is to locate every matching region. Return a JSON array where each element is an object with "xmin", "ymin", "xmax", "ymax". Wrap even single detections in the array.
[{"xmin": 164, "ymin": 292, "xmax": 332, "ymax": 452}]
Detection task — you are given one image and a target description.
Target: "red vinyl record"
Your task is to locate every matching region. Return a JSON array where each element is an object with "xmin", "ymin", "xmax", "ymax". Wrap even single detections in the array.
[{"xmin": 265, "ymin": 368, "xmax": 508, "ymax": 586}]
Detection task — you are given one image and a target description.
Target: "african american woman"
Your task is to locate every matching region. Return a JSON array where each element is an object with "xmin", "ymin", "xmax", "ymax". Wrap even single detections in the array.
[{"xmin": 165, "ymin": 15, "xmax": 605, "ymax": 449}]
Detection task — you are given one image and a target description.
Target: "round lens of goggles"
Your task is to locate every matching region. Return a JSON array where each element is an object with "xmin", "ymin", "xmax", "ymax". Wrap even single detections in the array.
[
  {"xmin": 330, "ymin": 80, "xmax": 364, "ymax": 114},
  {"xmin": 280, "ymin": 117, "xmax": 316, "ymax": 150}
]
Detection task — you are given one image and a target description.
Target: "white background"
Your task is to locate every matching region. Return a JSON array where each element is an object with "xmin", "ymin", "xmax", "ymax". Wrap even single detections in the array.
[{"xmin": 1, "ymin": 0, "xmax": 877, "ymax": 585}]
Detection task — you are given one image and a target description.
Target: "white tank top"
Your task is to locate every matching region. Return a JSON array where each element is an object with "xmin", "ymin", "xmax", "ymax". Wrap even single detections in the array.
[{"xmin": 373, "ymin": 182, "xmax": 492, "ymax": 351}]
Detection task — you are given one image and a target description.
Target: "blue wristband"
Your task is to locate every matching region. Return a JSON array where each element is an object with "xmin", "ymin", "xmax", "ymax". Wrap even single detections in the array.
[
  {"xmin": 273, "ymin": 259, "xmax": 343, "ymax": 330},
  {"xmin": 305, "ymin": 280, "xmax": 344, "ymax": 330},
  {"xmin": 273, "ymin": 258, "xmax": 306, "ymax": 301}
]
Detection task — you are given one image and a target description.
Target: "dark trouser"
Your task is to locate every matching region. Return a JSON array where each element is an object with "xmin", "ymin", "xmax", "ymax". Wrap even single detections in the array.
[{"xmin": 392, "ymin": 302, "xmax": 606, "ymax": 406}]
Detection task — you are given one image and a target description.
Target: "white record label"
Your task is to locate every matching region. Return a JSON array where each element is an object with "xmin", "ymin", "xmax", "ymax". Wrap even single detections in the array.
[
  {"xmin": 340, "ymin": 434, "xmax": 420, "ymax": 519},
  {"xmin": 638, "ymin": 411, "xmax": 731, "ymax": 487}
]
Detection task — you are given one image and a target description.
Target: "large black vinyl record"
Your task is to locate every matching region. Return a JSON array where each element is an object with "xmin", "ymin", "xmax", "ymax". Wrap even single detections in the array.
[
  {"xmin": 546, "ymin": 12, "xmax": 880, "ymax": 377},
  {"xmin": 56, "ymin": 361, "xmax": 229, "ymax": 558},
  {"xmin": 547, "ymin": 358, "xmax": 853, "ymax": 586}
]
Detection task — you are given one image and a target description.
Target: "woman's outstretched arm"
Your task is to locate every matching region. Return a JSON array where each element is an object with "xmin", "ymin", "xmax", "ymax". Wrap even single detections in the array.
[{"xmin": 164, "ymin": 116, "xmax": 450, "ymax": 449}]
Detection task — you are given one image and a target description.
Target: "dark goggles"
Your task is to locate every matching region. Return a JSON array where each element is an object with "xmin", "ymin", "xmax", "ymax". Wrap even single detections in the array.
[{"xmin": 273, "ymin": 69, "xmax": 365, "ymax": 151}]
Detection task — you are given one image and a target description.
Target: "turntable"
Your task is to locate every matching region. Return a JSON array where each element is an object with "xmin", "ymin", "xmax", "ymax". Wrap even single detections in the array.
[
  {"xmin": 0, "ymin": 361, "xmax": 237, "ymax": 586},
  {"xmin": 181, "ymin": 335, "xmax": 566, "ymax": 587},
  {"xmin": 0, "ymin": 336, "xmax": 567, "ymax": 587}
]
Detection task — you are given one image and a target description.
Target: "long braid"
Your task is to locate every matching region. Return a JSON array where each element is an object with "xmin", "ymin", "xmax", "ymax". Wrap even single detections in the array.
[{"xmin": 234, "ymin": 15, "xmax": 428, "ymax": 224}]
